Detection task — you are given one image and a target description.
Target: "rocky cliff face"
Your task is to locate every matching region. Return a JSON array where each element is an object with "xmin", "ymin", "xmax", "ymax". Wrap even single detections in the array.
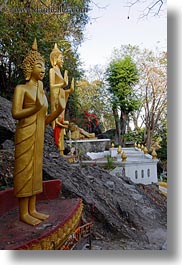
[{"xmin": 0, "ymin": 96, "xmax": 167, "ymax": 250}]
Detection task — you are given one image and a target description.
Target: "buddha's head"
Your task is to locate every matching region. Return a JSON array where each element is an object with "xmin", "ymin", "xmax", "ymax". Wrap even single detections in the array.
[
  {"xmin": 50, "ymin": 43, "xmax": 64, "ymax": 68},
  {"xmin": 69, "ymin": 122, "xmax": 77, "ymax": 132},
  {"xmin": 22, "ymin": 38, "xmax": 45, "ymax": 81}
]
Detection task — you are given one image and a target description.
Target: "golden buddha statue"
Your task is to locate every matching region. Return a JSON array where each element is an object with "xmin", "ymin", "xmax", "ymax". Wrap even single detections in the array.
[
  {"xmin": 54, "ymin": 114, "xmax": 69, "ymax": 155},
  {"xmin": 68, "ymin": 122, "xmax": 95, "ymax": 140},
  {"xmin": 49, "ymin": 43, "xmax": 74, "ymax": 155},
  {"xmin": 12, "ymin": 39, "xmax": 66, "ymax": 226}
]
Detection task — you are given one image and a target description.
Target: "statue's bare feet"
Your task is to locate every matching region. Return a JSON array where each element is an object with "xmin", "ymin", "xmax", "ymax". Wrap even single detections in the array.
[
  {"xmin": 30, "ymin": 210, "xmax": 49, "ymax": 221},
  {"xmin": 20, "ymin": 213, "xmax": 42, "ymax": 226}
]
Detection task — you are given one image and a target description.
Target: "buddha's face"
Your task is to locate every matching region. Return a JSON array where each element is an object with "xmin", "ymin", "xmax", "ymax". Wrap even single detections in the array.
[
  {"xmin": 69, "ymin": 123, "xmax": 76, "ymax": 131},
  {"xmin": 56, "ymin": 54, "xmax": 64, "ymax": 68},
  {"xmin": 32, "ymin": 60, "xmax": 45, "ymax": 81}
]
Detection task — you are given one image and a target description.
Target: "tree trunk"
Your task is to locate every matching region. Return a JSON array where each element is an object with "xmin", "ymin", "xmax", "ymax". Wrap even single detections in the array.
[
  {"xmin": 120, "ymin": 110, "xmax": 128, "ymax": 145},
  {"xmin": 145, "ymin": 128, "xmax": 153, "ymax": 151},
  {"xmin": 112, "ymin": 105, "xmax": 121, "ymax": 144}
]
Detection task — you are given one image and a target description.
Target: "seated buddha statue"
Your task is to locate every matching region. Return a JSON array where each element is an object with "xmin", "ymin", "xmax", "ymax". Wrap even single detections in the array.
[{"xmin": 68, "ymin": 122, "xmax": 96, "ymax": 140}]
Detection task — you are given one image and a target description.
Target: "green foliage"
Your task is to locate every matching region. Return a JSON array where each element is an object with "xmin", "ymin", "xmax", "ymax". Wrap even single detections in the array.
[
  {"xmin": 0, "ymin": 0, "xmax": 91, "ymax": 98},
  {"xmin": 106, "ymin": 56, "xmax": 140, "ymax": 114},
  {"xmin": 123, "ymin": 128, "xmax": 145, "ymax": 144},
  {"xmin": 75, "ymin": 76, "xmax": 115, "ymax": 131},
  {"xmin": 108, "ymin": 44, "xmax": 167, "ymax": 149},
  {"xmin": 105, "ymin": 54, "xmax": 140, "ymax": 141},
  {"xmin": 106, "ymin": 155, "xmax": 115, "ymax": 170}
]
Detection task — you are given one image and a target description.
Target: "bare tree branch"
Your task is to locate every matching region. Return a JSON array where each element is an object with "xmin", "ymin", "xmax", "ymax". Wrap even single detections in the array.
[{"xmin": 124, "ymin": 0, "xmax": 166, "ymax": 19}]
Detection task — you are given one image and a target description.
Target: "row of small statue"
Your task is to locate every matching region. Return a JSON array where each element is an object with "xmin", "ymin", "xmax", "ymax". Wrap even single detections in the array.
[
  {"xmin": 110, "ymin": 144, "xmax": 127, "ymax": 162},
  {"xmin": 134, "ymin": 143, "xmax": 149, "ymax": 154},
  {"xmin": 111, "ymin": 143, "xmax": 158, "ymax": 160},
  {"xmin": 134, "ymin": 142, "xmax": 158, "ymax": 159}
]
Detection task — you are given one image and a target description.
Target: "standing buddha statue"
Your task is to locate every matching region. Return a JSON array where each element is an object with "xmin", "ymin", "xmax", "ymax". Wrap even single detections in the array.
[
  {"xmin": 12, "ymin": 39, "xmax": 66, "ymax": 226},
  {"xmin": 49, "ymin": 43, "xmax": 74, "ymax": 155}
]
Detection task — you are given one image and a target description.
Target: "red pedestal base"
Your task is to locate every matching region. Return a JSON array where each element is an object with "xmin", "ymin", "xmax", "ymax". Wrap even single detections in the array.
[{"xmin": 0, "ymin": 180, "xmax": 83, "ymax": 250}]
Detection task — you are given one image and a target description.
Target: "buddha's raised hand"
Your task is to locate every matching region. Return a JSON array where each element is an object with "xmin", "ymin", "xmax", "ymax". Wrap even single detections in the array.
[
  {"xmin": 35, "ymin": 84, "xmax": 45, "ymax": 110},
  {"xmin": 70, "ymin": 78, "xmax": 74, "ymax": 93},
  {"xmin": 64, "ymin": 70, "xmax": 68, "ymax": 86}
]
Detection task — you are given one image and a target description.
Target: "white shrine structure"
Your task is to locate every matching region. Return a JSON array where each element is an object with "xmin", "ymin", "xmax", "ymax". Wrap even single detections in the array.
[
  {"xmin": 87, "ymin": 147, "xmax": 158, "ymax": 185},
  {"xmin": 109, "ymin": 147, "xmax": 158, "ymax": 185}
]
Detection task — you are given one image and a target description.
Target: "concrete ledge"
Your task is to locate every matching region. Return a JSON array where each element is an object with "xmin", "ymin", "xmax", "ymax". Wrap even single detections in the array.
[
  {"xmin": 66, "ymin": 139, "xmax": 111, "ymax": 153},
  {"xmin": 66, "ymin": 138, "xmax": 110, "ymax": 143}
]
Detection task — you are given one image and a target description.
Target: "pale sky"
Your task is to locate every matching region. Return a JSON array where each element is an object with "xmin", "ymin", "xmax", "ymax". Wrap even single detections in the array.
[{"xmin": 78, "ymin": 0, "xmax": 167, "ymax": 69}]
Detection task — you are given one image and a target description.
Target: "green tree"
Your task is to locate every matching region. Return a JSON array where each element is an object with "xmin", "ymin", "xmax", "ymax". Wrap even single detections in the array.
[
  {"xmin": 106, "ymin": 55, "xmax": 140, "ymax": 143},
  {"xmin": 110, "ymin": 45, "xmax": 167, "ymax": 150},
  {"xmin": 74, "ymin": 78, "xmax": 114, "ymax": 131},
  {"xmin": 75, "ymin": 65, "xmax": 115, "ymax": 131},
  {"xmin": 0, "ymin": 0, "xmax": 90, "ymax": 98}
]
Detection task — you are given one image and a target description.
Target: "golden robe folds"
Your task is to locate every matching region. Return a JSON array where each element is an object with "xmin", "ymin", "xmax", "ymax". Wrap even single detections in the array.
[{"xmin": 13, "ymin": 86, "xmax": 48, "ymax": 197}]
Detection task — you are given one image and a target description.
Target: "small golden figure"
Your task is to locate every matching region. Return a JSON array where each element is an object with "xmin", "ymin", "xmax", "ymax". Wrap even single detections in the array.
[
  {"xmin": 54, "ymin": 115, "xmax": 69, "ymax": 155},
  {"xmin": 143, "ymin": 146, "xmax": 148, "ymax": 154},
  {"xmin": 141, "ymin": 144, "xmax": 144, "ymax": 151},
  {"xmin": 117, "ymin": 145, "xmax": 122, "ymax": 154},
  {"xmin": 121, "ymin": 152, "xmax": 127, "ymax": 162},
  {"xmin": 49, "ymin": 43, "xmax": 74, "ymax": 155},
  {"xmin": 12, "ymin": 39, "xmax": 65, "ymax": 226},
  {"xmin": 152, "ymin": 148, "xmax": 157, "ymax": 159}
]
